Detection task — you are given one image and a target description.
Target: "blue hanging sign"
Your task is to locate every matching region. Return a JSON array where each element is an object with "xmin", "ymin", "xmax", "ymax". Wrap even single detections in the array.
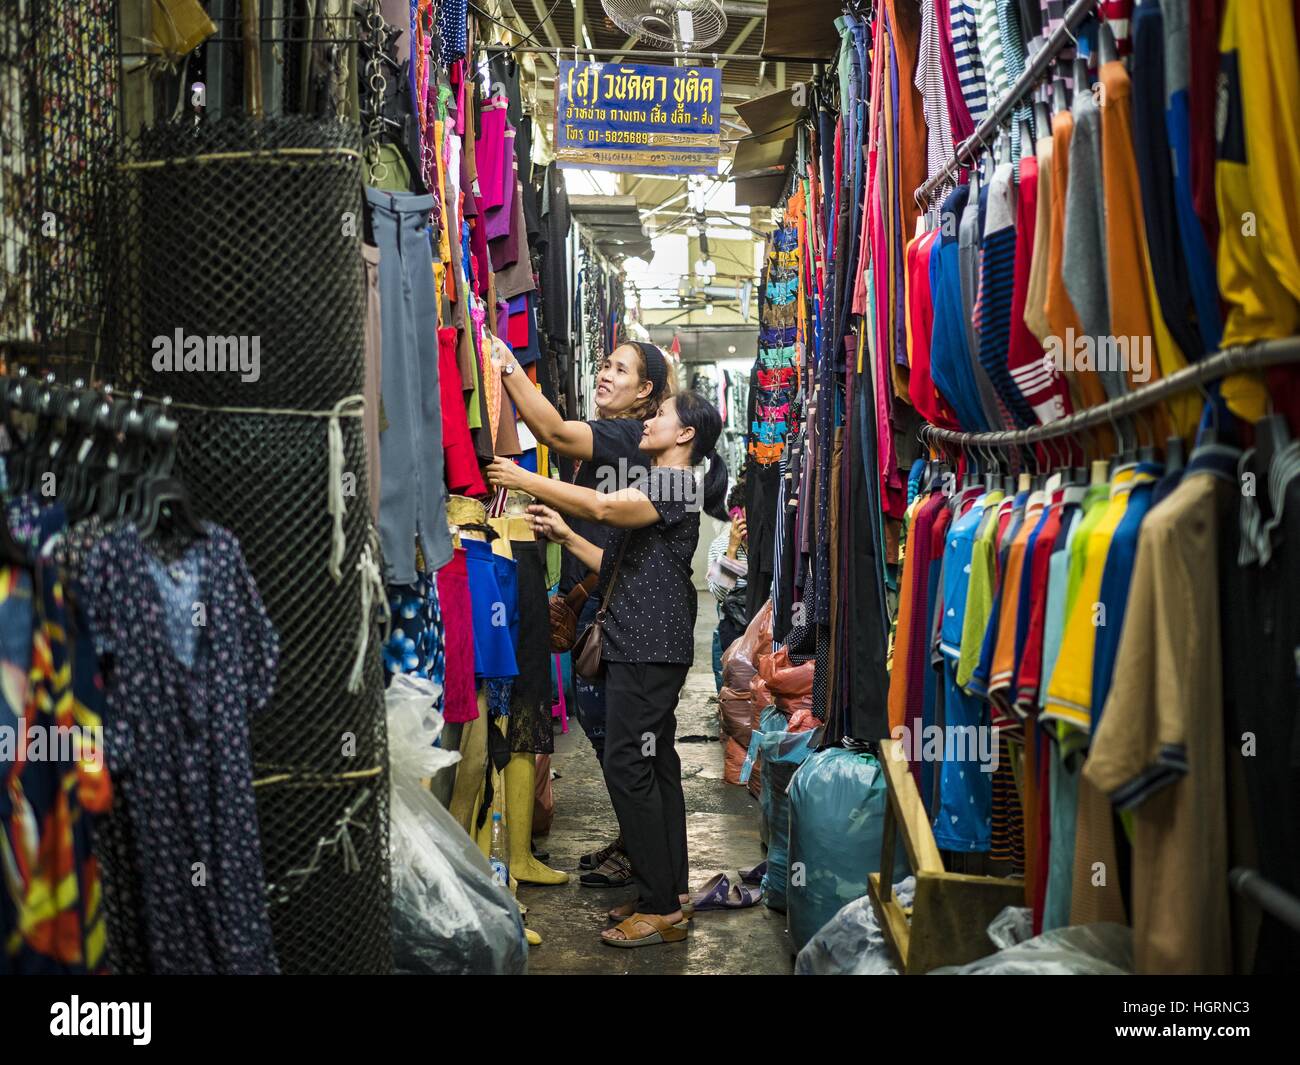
[{"xmin": 554, "ymin": 61, "xmax": 722, "ymax": 176}]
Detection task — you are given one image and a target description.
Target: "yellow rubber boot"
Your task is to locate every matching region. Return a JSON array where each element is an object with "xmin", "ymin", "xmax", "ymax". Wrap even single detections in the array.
[
  {"xmin": 504, "ymin": 751, "xmax": 569, "ymax": 884},
  {"xmin": 448, "ymin": 697, "xmax": 489, "ymax": 836}
]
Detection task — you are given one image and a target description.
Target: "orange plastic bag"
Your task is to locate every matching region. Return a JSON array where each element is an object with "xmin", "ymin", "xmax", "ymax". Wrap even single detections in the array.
[
  {"xmin": 787, "ymin": 707, "xmax": 819, "ymax": 733},
  {"xmin": 718, "ymin": 686, "xmax": 757, "ymax": 747},
  {"xmin": 721, "ymin": 599, "xmax": 774, "ymax": 694},
  {"xmin": 758, "ymin": 646, "xmax": 814, "ymax": 714},
  {"xmin": 723, "ymin": 735, "xmax": 748, "ymax": 785}
]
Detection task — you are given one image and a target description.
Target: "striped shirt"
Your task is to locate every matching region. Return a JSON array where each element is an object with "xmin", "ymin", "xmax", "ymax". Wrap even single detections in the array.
[
  {"xmin": 998, "ymin": 0, "xmax": 1034, "ymax": 160},
  {"xmin": 978, "ymin": 163, "xmax": 1038, "ymax": 427},
  {"xmin": 917, "ymin": 0, "xmax": 957, "ymax": 187},
  {"xmin": 707, "ymin": 530, "xmax": 749, "ymax": 603},
  {"xmin": 1041, "ymin": 0, "xmax": 1079, "ymax": 81},
  {"xmin": 977, "ymin": 0, "xmax": 1011, "ymax": 109},
  {"xmin": 950, "ymin": 0, "xmax": 990, "ymax": 123}
]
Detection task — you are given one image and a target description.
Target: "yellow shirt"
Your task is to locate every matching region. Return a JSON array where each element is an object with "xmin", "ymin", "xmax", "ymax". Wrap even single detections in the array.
[
  {"xmin": 1216, "ymin": 0, "xmax": 1300, "ymax": 418},
  {"xmin": 956, "ymin": 491, "xmax": 1006, "ymax": 691},
  {"xmin": 1043, "ymin": 470, "xmax": 1145, "ymax": 743}
]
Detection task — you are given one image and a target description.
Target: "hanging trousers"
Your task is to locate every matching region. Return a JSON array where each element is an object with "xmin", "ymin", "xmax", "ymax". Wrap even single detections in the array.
[
  {"xmin": 603, "ymin": 660, "xmax": 691, "ymax": 916},
  {"xmin": 365, "ymin": 186, "xmax": 453, "ymax": 583}
]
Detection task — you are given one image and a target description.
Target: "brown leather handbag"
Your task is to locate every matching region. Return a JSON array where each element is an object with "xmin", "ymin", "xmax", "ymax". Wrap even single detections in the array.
[
  {"xmin": 570, "ymin": 538, "xmax": 628, "ymax": 680},
  {"xmin": 548, "ymin": 573, "xmax": 598, "ymax": 652}
]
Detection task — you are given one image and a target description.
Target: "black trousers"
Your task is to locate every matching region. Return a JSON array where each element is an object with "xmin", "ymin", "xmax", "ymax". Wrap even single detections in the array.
[{"xmin": 603, "ymin": 660, "xmax": 691, "ymax": 915}]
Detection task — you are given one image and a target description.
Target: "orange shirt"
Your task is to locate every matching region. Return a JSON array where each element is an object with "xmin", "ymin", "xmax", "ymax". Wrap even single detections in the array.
[
  {"xmin": 1099, "ymin": 61, "xmax": 1197, "ymax": 439},
  {"xmin": 887, "ymin": 499, "xmax": 923, "ymax": 733}
]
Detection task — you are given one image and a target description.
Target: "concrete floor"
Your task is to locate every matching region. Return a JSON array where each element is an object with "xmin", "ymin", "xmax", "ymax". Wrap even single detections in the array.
[{"xmin": 519, "ymin": 593, "xmax": 794, "ymax": 975}]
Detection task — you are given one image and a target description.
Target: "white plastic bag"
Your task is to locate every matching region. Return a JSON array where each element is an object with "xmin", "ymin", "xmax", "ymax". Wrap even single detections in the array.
[
  {"xmin": 387, "ymin": 676, "xmax": 528, "ymax": 975},
  {"xmin": 927, "ymin": 923, "xmax": 1134, "ymax": 975},
  {"xmin": 794, "ymin": 877, "xmax": 915, "ymax": 975}
]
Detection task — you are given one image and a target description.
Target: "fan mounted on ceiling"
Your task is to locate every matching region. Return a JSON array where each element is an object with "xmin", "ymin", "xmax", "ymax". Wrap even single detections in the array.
[{"xmin": 601, "ymin": 0, "xmax": 729, "ymax": 51}]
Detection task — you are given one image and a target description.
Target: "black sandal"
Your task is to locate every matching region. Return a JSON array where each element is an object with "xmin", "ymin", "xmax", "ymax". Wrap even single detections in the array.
[
  {"xmin": 578, "ymin": 836, "xmax": 623, "ymax": 871},
  {"xmin": 579, "ymin": 850, "xmax": 632, "ymax": 888}
]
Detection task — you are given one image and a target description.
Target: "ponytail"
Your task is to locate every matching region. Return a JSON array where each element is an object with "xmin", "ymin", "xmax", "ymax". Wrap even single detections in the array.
[
  {"xmin": 702, "ymin": 450, "xmax": 729, "ymax": 521},
  {"xmin": 671, "ymin": 388, "xmax": 728, "ymax": 519}
]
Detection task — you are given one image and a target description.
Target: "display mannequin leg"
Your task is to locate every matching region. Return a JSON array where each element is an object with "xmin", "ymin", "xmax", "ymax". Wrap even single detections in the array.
[
  {"xmin": 449, "ymin": 695, "xmax": 489, "ymax": 834},
  {"xmin": 503, "ymin": 752, "xmax": 569, "ymax": 884},
  {"xmin": 429, "ymin": 720, "xmax": 463, "ymax": 809}
]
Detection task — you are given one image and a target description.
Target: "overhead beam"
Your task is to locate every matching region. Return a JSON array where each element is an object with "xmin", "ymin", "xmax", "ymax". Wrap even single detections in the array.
[
  {"xmin": 528, "ymin": 0, "xmax": 564, "ymax": 49},
  {"xmin": 497, "ymin": 1, "xmax": 556, "ymax": 72},
  {"xmin": 574, "ymin": 0, "xmax": 594, "ymax": 56},
  {"xmin": 613, "ymin": 33, "xmax": 640, "ymax": 64},
  {"xmin": 719, "ymin": 16, "xmax": 762, "ymax": 67}
]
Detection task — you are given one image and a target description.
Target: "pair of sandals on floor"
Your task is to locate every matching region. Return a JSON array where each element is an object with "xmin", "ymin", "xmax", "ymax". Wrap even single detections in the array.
[{"xmin": 581, "ymin": 839, "xmax": 766, "ymax": 948}]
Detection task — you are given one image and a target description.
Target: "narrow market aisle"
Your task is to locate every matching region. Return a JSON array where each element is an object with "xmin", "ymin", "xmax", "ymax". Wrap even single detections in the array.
[{"xmin": 520, "ymin": 593, "xmax": 792, "ymax": 974}]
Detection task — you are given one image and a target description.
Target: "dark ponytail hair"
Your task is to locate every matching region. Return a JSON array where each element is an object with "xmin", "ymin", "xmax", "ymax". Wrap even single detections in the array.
[{"xmin": 672, "ymin": 389, "xmax": 728, "ymax": 521}]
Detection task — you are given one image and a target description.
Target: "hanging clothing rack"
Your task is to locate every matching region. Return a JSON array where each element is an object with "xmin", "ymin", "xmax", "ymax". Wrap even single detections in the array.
[
  {"xmin": 491, "ymin": 45, "xmax": 767, "ymax": 62},
  {"xmin": 918, "ymin": 334, "xmax": 1300, "ymax": 449},
  {"xmin": 916, "ymin": 0, "xmax": 1101, "ymax": 206},
  {"xmin": 1230, "ymin": 868, "xmax": 1300, "ymax": 935}
]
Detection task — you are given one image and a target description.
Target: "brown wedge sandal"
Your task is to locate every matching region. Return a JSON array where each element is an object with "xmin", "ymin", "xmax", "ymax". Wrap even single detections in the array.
[
  {"xmin": 606, "ymin": 897, "xmax": 693, "ymax": 925},
  {"xmin": 601, "ymin": 913, "xmax": 688, "ymax": 948}
]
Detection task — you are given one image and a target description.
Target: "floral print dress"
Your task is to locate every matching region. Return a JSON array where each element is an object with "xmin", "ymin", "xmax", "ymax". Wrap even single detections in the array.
[{"xmin": 79, "ymin": 522, "xmax": 281, "ymax": 975}]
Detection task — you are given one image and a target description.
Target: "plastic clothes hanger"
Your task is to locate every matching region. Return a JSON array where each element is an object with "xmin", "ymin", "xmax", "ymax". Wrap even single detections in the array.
[
  {"xmin": 1033, "ymin": 100, "xmax": 1052, "ymax": 142},
  {"xmin": 136, "ymin": 403, "xmax": 206, "ymax": 542},
  {"xmin": 94, "ymin": 393, "xmax": 138, "ymax": 521},
  {"xmin": 1098, "ymin": 21, "xmax": 1119, "ymax": 65},
  {"xmin": 1135, "ymin": 406, "xmax": 1160, "ymax": 464}
]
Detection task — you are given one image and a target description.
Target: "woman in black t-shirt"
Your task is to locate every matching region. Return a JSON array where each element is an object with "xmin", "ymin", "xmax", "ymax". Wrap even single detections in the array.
[
  {"xmin": 488, "ymin": 333, "xmax": 671, "ymax": 879},
  {"xmin": 487, "ymin": 391, "xmax": 727, "ymax": 948}
]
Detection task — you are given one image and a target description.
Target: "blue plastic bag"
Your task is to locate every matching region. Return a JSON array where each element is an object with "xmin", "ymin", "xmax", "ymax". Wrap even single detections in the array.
[
  {"xmin": 746, "ymin": 706, "xmax": 816, "ymax": 913},
  {"xmin": 786, "ymin": 747, "xmax": 910, "ymax": 952}
]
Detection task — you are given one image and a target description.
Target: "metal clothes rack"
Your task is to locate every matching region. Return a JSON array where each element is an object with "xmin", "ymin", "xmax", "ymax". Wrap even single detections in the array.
[
  {"xmin": 1230, "ymin": 868, "xmax": 1300, "ymax": 936},
  {"xmin": 486, "ymin": 44, "xmax": 766, "ymax": 62},
  {"xmin": 917, "ymin": 335, "xmax": 1300, "ymax": 451},
  {"xmin": 916, "ymin": 0, "xmax": 1101, "ymax": 206}
]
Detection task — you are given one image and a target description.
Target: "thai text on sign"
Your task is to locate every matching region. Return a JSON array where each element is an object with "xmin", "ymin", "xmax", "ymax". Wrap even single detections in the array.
[{"xmin": 555, "ymin": 61, "xmax": 722, "ymax": 176}]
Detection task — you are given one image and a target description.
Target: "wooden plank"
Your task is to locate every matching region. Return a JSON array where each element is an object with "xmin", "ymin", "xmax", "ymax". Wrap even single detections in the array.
[
  {"xmin": 867, "ymin": 873, "xmax": 911, "ymax": 969},
  {"xmin": 904, "ymin": 872, "xmax": 1027, "ymax": 974},
  {"xmin": 878, "ymin": 793, "xmax": 900, "ymax": 900},
  {"xmin": 878, "ymin": 739, "xmax": 944, "ymax": 874}
]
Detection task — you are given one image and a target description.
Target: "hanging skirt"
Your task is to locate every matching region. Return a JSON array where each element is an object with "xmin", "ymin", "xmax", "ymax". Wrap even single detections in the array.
[
  {"xmin": 463, "ymin": 537, "xmax": 518, "ymax": 679},
  {"xmin": 506, "ymin": 539, "xmax": 555, "ymax": 754},
  {"xmin": 434, "ymin": 548, "xmax": 479, "ymax": 723}
]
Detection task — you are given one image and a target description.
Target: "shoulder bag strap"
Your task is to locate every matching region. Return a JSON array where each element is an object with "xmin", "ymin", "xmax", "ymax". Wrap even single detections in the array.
[{"xmin": 595, "ymin": 534, "xmax": 629, "ymax": 620}]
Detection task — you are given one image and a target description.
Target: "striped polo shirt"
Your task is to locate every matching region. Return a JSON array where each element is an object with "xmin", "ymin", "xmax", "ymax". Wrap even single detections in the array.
[{"xmin": 950, "ymin": 0, "xmax": 990, "ymax": 123}]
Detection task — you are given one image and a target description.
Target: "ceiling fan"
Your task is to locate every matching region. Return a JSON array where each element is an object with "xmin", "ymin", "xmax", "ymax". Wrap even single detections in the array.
[{"xmin": 601, "ymin": 0, "xmax": 729, "ymax": 51}]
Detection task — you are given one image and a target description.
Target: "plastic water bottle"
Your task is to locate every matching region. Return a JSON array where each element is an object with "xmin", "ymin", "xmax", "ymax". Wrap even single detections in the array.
[{"xmin": 489, "ymin": 812, "xmax": 510, "ymax": 889}]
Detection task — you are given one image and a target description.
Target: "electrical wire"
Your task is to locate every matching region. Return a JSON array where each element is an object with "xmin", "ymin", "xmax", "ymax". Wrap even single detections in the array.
[{"xmin": 468, "ymin": 0, "xmax": 565, "ymax": 53}]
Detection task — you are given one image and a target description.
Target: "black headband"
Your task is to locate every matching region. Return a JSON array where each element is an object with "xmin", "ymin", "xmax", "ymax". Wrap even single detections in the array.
[{"xmin": 632, "ymin": 342, "xmax": 669, "ymax": 399}]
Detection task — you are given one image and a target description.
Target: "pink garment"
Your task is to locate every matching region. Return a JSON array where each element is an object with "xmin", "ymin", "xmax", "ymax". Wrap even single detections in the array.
[
  {"xmin": 474, "ymin": 97, "xmax": 510, "ymax": 213},
  {"xmin": 469, "ymin": 197, "xmax": 491, "ymax": 298},
  {"xmin": 551, "ymin": 655, "xmax": 568, "ymax": 733},
  {"xmin": 868, "ymin": 11, "xmax": 903, "ymax": 520},
  {"xmin": 484, "ymin": 128, "xmax": 516, "ymax": 242},
  {"xmin": 933, "ymin": 0, "xmax": 974, "ymax": 148},
  {"xmin": 436, "ymin": 548, "xmax": 479, "ymax": 723},
  {"xmin": 453, "ymin": 61, "xmax": 467, "ymax": 137},
  {"xmin": 439, "ymin": 327, "xmax": 487, "ymax": 495}
]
